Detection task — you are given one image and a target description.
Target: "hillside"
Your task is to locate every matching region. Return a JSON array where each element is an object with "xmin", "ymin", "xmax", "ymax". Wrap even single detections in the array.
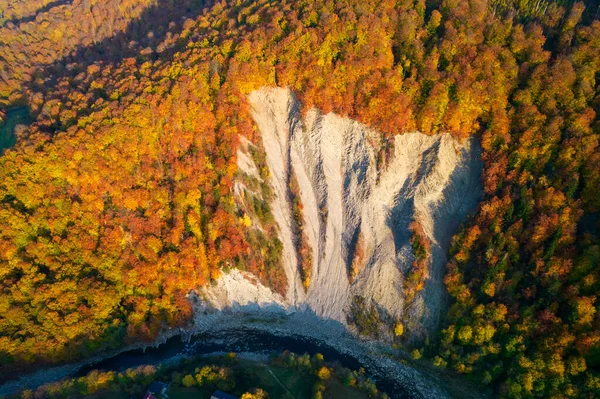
[
  {"xmin": 0, "ymin": 0, "xmax": 599, "ymax": 397},
  {"xmin": 230, "ymin": 87, "xmax": 481, "ymax": 343}
]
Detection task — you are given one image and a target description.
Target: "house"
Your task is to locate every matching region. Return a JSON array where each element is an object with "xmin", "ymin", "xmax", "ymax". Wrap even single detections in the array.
[
  {"xmin": 146, "ymin": 381, "xmax": 169, "ymax": 398},
  {"xmin": 211, "ymin": 390, "xmax": 239, "ymax": 399}
]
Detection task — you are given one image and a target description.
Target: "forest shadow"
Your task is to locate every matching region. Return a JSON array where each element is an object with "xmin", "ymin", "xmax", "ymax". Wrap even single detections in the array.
[
  {"xmin": 1, "ymin": 0, "xmax": 75, "ymax": 27},
  {"xmin": 0, "ymin": 0, "xmax": 227, "ymax": 383},
  {"xmin": 386, "ymin": 140, "xmax": 441, "ymax": 258},
  {"xmin": 425, "ymin": 139, "xmax": 482, "ymax": 331},
  {"xmin": 27, "ymin": 0, "xmax": 218, "ymax": 115}
]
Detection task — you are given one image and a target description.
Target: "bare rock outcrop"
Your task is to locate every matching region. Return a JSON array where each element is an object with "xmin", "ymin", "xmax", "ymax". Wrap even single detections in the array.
[{"xmin": 219, "ymin": 87, "xmax": 482, "ymax": 342}]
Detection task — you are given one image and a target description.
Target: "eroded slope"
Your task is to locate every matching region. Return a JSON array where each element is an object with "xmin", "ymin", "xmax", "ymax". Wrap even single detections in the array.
[{"xmin": 223, "ymin": 87, "xmax": 482, "ymax": 342}]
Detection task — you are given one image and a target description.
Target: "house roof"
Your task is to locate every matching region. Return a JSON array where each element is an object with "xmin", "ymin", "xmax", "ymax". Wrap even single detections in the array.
[{"xmin": 211, "ymin": 390, "xmax": 239, "ymax": 399}]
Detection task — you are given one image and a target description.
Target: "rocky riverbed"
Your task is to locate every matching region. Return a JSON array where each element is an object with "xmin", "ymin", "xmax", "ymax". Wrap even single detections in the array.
[{"xmin": 0, "ymin": 306, "xmax": 452, "ymax": 399}]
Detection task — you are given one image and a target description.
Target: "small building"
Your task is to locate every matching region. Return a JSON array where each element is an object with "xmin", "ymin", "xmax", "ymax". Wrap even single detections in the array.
[{"xmin": 211, "ymin": 390, "xmax": 239, "ymax": 399}]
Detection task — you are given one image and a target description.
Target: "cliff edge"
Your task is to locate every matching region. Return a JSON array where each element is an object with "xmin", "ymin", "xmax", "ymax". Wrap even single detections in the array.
[{"xmin": 206, "ymin": 87, "xmax": 482, "ymax": 343}]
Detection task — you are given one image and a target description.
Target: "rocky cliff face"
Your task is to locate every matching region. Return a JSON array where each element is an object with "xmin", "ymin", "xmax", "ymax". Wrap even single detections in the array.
[{"xmin": 207, "ymin": 87, "xmax": 482, "ymax": 342}]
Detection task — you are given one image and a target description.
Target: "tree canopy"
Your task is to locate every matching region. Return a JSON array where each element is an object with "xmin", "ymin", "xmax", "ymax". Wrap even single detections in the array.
[{"xmin": 0, "ymin": 0, "xmax": 599, "ymax": 397}]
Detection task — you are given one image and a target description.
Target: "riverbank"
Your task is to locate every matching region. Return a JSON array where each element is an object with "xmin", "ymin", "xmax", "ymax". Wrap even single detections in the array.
[
  {"xmin": 12, "ymin": 350, "xmax": 391, "ymax": 399},
  {"xmin": 189, "ymin": 308, "xmax": 451, "ymax": 399},
  {"xmin": 0, "ymin": 327, "xmax": 185, "ymax": 397},
  {"xmin": 0, "ymin": 306, "xmax": 457, "ymax": 399}
]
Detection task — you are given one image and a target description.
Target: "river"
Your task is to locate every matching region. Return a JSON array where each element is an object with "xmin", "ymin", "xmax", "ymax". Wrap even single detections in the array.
[
  {"xmin": 78, "ymin": 327, "xmax": 408, "ymax": 397},
  {"xmin": 0, "ymin": 310, "xmax": 451, "ymax": 399}
]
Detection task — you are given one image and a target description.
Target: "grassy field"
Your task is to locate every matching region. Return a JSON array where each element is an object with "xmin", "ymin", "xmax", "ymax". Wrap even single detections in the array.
[
  {"xmin": 167, "ymin": 357, "xmax": 368, "ymax": 399},
  {"xmin": 169, "ymin": 358, "xmax": 316, "ymax": 399},
  {"xmin": 324, "ymin": 378, "xmax": 369, "ymax": 399},
  {"xmin": 0, "ymin": 106, "xmax": 30, "ymax": 152}
]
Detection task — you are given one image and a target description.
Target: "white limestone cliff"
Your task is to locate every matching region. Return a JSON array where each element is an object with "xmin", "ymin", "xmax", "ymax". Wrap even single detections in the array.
[{"xmin": 204, "ymin": 87, "xmax": 482, "ymax": 342}]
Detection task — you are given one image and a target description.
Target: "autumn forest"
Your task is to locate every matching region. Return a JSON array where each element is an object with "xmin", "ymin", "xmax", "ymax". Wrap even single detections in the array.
[{"xmin": 0, "ymin": 0, "xmax": 599, "ymax": 397}]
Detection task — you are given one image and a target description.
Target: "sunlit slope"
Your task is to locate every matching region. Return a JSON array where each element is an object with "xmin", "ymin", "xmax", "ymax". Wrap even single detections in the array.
[{"xmin": 0, "ymin": 1, "xmax": 598, "ymax": 397}]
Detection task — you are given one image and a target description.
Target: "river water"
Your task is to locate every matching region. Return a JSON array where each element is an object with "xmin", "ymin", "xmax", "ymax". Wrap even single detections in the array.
[
  {"xmin": 0, "ymin": 310, "xmax": 451, "ymax": 398},
  {"xmin": 77, "ymin": 327, "xmax": 410, "ymax": 398},
  {"xmin": 72, "ymin": 308, "xmax": 452, "ymax": 399}
]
